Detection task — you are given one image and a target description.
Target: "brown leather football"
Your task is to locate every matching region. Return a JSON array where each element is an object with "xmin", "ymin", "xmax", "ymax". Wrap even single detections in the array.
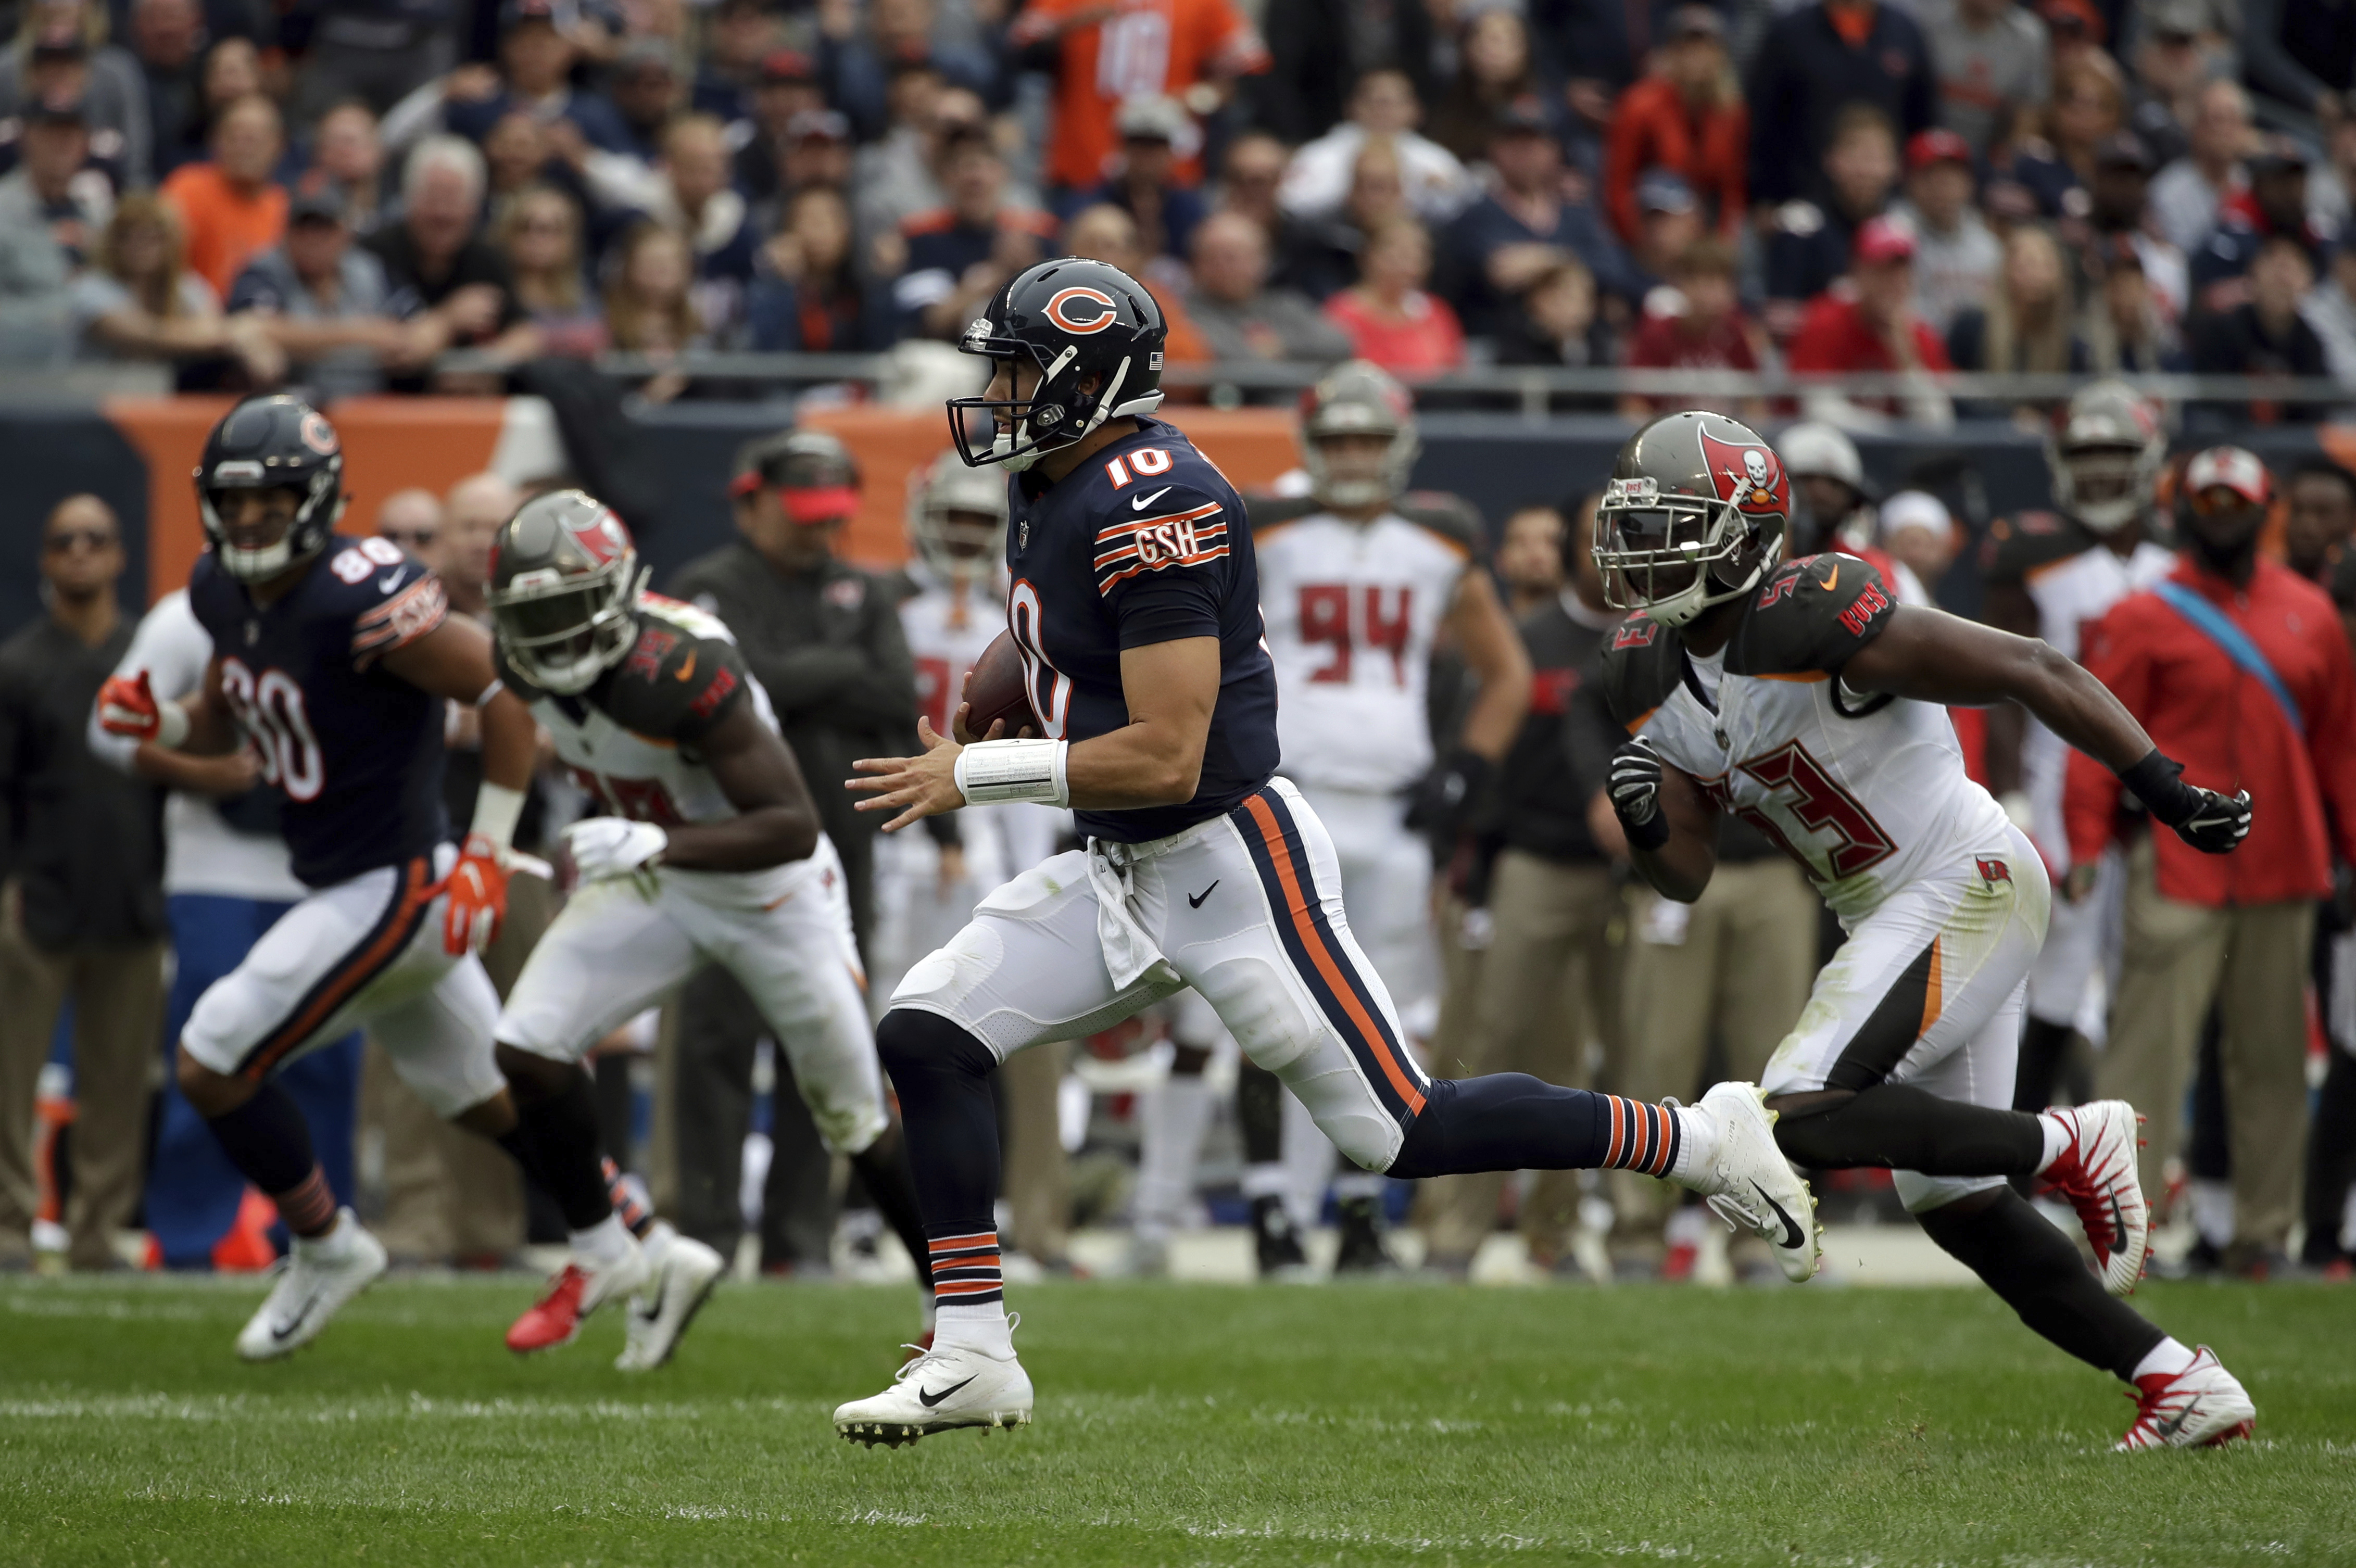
[{"xmin": 960, "ymin": 628, "xmax": 1038, "ymax": 740}]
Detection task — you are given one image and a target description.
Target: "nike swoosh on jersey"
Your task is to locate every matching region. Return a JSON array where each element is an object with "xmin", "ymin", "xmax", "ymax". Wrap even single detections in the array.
[
  {"xmin": 1130, "ymin": 486, "xmax": 1173, "ymax": 511},
  {"xmin": 377, "ymin": 573, "xmax": 403, "ymax": 593},
  {"xmin": 1751, "ymin": 1180, "xmax": 1805, "ymax": 1250},
  {"xmin": 1819, "ymin": 561, "xmax": 1839, "ymax": 591},
  {"xmin": 674, "ymin": 651, "xmax": 697, "ymax": 682}
]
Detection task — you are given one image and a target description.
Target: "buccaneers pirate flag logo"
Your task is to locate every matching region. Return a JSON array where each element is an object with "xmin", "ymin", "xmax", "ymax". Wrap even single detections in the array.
[{"xmin": 1698, "ymin": 423, "xmax": 1789, "ymax": 516}]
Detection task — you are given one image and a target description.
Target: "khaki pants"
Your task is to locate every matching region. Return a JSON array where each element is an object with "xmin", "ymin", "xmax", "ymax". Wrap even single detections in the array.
[
  {"xmin": 0, "ymin": 887, "xmax": 165, "ymax": 1270},
  {"xmin": 2098, "ymin": 833, "xmax": 2313, "ymax": 1255},
  {"xmin": 999, "ymin": 1038, "xmax": 1070, "ymax": 1266},
  {"xmin": 362, "ymin": 872, "xmax": 551, "ymax": 1261},
  {"xmin": 1615, "ymin": 858, "xmax": 1819, "ymax": 1259},
  {"xmin": 1420, "ymin": 852, "xmax": 1622, "ymax": 1266}
]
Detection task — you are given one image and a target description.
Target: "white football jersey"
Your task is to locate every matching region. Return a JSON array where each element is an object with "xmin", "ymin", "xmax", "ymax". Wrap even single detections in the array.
[
  {"xmin": 1602, "ymin": 553, "xmax": 2013, "ymax": 925},
  {"xmin": 1254, "ymin": 508, "xmax": 1470, "ymax": 792},
  {"xmin": 1987, "ymin": 514, "xmax": 2175, "ymax": 866},
  {"xmin": 899, "ymin": 563, "xmax": 1006, "ymax": 737}
]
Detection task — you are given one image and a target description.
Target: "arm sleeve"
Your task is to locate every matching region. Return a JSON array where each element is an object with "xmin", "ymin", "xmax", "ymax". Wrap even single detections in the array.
[{"xmin": 84, "ymin": 596, "xmax": 209, "ymax": 773}]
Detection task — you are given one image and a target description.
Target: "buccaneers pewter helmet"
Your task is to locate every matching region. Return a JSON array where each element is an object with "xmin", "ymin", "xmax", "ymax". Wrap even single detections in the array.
[
  {"xmin": 2048, "ymin": 380, "xmax": 2165, "ymax": 534},
  {"xmin": 195, "ymin": 395, "xmax": 348, "ymax": 582},
  {"xmin": 947, "ymin": 257, "xmax": 1167, "ymax": 471},
  {"xmin": 908, "ymin": 449, "xmax": 1009, "ymax": 582},
  {"xmin": 1301, "ymin": 360, "xmax": 1420, "ymax": 511},
  {"xmin": 1593, "ymin": 411, "xmax": 1790, "ymax": 628},
  {"xmin": 486, "ymin": 489, "xmax": 647, "ymax": 694}
]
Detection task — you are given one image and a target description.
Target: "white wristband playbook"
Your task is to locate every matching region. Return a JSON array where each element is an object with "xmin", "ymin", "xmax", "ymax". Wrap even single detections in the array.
[{"xmin": 954, "ymin": 738, "xmax": 1070, "ymax": 806}]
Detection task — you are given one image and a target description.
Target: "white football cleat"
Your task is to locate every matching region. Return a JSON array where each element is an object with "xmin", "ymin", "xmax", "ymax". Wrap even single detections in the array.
[
  {"xmin": 835, "ymin": 1329, "xmax": 1034, "ymax": 1447},
  {"xmin": 615, "ymin": 1222, "xmax": 725, "ymax": 1373},
  {"xmin": 2041, "ymin": 1100, "xmax": 2150, "ymax": 1295},
  {"xmin": 2116, "ymin": 1346, "xmax": 2256, "ymax": 1450},
  {"xmin": 235, "ymin": 1208, "xmax": 387, "ymax": 1361},
  {"xmin": 1686, "ymin": 1082, "xmax": 1821, "ymax": 1283}
]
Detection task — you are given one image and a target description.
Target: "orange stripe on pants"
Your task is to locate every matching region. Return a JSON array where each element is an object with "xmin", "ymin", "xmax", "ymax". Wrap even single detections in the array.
[
  {"xmin": 243, "ymin": 857, "xmax": 435, "ymax": 1080},
  {"xmin": 1241, "ymin": 795, "xmax": 1426, "ymax": 1116}
]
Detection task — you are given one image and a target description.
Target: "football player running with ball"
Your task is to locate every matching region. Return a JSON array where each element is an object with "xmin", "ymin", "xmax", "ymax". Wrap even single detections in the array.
[
  {"xmin": 1593, "ymin": 411, "xmax": 2257, "ymax": 1451},
  {"xmin": 92, "ymin": 396, "xmax": 620, "ymax": 1360},
  {"xmin": 484, "ymin": 491, "xmax": 939, "ymax": 1369},
  {"xmin": 831, "ymin": 258, "xmax": 1812, "ymax": 1446}
]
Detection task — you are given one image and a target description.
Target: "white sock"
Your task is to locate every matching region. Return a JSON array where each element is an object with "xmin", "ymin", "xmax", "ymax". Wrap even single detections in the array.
[
  {"xmin": 933, "ymin": 1302, "xmax": 1013, "ymax": 1359},
  {"xmin": 1669, "ymin": 1103, "xmax": 1712, "ymax": 1183},
  {"xmin": 1136, "ymin": 1074, "xmax": 1215, "ymax": 1236},
  {"xmin": 919, "ymin": 1288, "xmax": 936, "ymax": 1332},
  {"xmin": 2033, "ymin": 1112, "xmax": 2071, "ymax": 1175},
  {"xmin": 570, "ymin": 1211, "xmax": 633, "ymax": 1268},
  {"xmin": 2131, "ymin": 1337, "xmax": 2197, "ymax": 1383}
]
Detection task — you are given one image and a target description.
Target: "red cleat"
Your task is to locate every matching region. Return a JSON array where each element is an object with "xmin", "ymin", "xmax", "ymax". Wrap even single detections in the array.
[
  {"xmin": 506, "ymin": 1245, "xmax": 648, "ymax": 1355},
  {"xmin": 2040, "ymin": 1101, "xmax": 2149, "ymax": 1295}
]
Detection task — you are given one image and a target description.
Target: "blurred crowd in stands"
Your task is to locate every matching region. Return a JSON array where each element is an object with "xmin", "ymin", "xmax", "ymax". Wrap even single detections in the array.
[{"xmin": 0, "ymin": 0, "xmax": 2348, "ymax": 415}]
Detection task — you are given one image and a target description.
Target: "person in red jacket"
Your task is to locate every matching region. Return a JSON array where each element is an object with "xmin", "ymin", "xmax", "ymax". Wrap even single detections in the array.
[
  {"xmin": 1784, "ymin": 217, "xmax": 1956, "ymax": 427},
  {"xmin": 1602, "ymin": 5, "xmax": 1747, "ymax": 244},
  {"xmin": 2066, "ymin": 446, "xmax": 2356, "ymax": 1276}
]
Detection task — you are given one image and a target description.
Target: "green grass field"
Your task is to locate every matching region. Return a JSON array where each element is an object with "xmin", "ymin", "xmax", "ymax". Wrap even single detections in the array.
[{"xmin": 1, "ymin": 1273, "xmax": 2347, "ymax": 1567}]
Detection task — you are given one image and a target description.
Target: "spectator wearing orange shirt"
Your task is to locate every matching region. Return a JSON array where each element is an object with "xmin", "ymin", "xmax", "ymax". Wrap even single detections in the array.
[
  {"xmin": 1009, "ymin": 0, "xmax": 1268, "ymax": 196},
  {"xmin": 159, "ymin": 93, "xmax": 285, "ymax": 299},
  {"xmin": 1785, "ymin": 214, "xmax": 1955, "ymax": 428},
  {"xmin": 1602, "ymin": 6, "xmax": 1746, "ymax": 244},
  {"xmin": 1321, "ymin": 213, "xmax": 1464, "ymax": 377}
]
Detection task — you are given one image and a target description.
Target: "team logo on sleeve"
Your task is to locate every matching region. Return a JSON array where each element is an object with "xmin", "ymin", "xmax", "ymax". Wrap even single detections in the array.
[
  {"xmin": 1044, "ymin": 287, "xmax": 1119, "ymax": 335},
  {"xmin": 1698, "ymin": 426, "xmax": 1789, "ymax": 516}
]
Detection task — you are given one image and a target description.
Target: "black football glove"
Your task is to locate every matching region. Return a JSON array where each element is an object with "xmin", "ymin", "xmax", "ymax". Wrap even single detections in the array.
[
  {"xmin": 2121, "ymin": 749, "xmax": 2252, "ymax": 856},
  {"xmin": 1608, "ymin": 737, "xmax": 1671, "ymax": 851},
  {"xmin": 1406, "ymin": 747, "xmax": 1494, "ymax": 847}
]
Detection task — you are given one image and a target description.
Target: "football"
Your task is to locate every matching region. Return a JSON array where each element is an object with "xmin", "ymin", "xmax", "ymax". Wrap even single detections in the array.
[{"xmin": 960, "ymin": 628, "xmax": 1038, "ymax": 740}]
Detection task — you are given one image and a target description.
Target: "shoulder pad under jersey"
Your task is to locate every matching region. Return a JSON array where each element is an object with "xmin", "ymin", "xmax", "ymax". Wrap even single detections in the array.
[
  {"xmin": 1725, "ymin": 552, "xmax": 1896, "ymax": 676},
  {"xmin": 598, "ymin": 607, "xmax": 750, "ymax": 742},
  {"xmin": 1596, "ymin": 613, "xmax": 1684, "ymax": 734}
]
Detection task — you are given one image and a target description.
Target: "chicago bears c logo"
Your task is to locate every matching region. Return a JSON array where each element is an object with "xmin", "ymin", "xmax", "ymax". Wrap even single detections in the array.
[
  {"xmin": 1044, "ymin": 286, "xmax": 1119, "ymax": 335},
  {"xmin": 298, "ymin": 410, "xmax": 339, "ymax": 454}
]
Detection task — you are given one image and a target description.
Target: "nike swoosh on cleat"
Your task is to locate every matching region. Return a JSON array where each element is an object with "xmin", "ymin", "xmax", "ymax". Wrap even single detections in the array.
[
  {"xmin": 1750, "ymin": 1181, "xmax": 1805, "ymax": 1250},
  {"xmin": 635, "ymin": 1273, "xmax": 670, "ymax": 1325},
  {"xmin": 1188, "ymin": 880, "xmax": 1218, "ymax": 908},
  {"xmin": 1130, "ymin": 487, "xmax": 1173, "ymax": 511},
  {"xmin": 269, "ymin": 1289, "xmax": 325, "ymax": 1343},
  {"xmin": 918, "ymin": 1375, "xmax": 978, "ymax": 1408}
]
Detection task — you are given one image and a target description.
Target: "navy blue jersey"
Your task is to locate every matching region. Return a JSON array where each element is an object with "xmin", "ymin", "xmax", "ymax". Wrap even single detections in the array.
[
  {"xmin": 1004, "ymin": 416, "xmax": 1279, "ymax": 844},
  {"xmin": 188, "ymin": 536, "xmax": 453, "ymax": 888}
]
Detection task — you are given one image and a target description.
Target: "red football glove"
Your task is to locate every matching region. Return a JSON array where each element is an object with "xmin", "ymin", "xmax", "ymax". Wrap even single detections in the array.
[
  {"xmin": 97, "ymin": 670, "xmax": 161, "ymax": 739},
  {"xmin": 438, "ymin": 833, "xmax": 511, "ymax": 956}
]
